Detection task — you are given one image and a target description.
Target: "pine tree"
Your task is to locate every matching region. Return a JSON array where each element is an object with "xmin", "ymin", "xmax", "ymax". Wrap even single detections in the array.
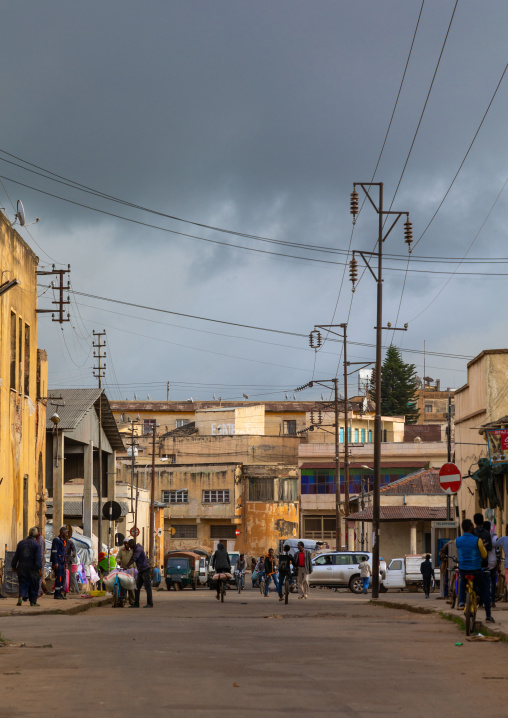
[{"xmin": 369, "ymin": 344, "xmax": 420, "ymax": 424}]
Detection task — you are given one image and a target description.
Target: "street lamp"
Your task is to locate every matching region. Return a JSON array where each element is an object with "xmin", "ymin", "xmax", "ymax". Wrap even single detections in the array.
[{"xmin": 350, "ymin": 181, "xmax": 412, "ymax": 598}]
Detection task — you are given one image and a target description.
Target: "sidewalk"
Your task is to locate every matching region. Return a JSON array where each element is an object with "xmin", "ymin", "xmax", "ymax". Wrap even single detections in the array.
[
  {"xmin": 0, "ymin": 592, "xmax": 112, "ymax": 617},
  {"xmin": 373, "ymin": 589, "xmax": 508, "ymax": 639}
]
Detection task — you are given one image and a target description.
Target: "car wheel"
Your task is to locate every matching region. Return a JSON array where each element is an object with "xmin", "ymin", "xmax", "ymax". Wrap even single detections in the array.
[
  {"xmin": 378, "ymin": 584, "xmax": 388, "ymax": 593},
  {"xmin": 165, "ymin": 580, "xmax": 171, "ymax": 591},
  {"xmin": 349, "ymin": 575, "xmax": 363, "ymax": 594}
]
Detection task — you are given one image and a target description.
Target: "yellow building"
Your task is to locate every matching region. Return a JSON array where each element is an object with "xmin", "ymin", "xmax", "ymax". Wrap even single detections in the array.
[
  {"xmin": 0, "ymin": 212, "xmax": 48, "ymax": 550},
  {"xmin": 454, "ymin": 349, "xmax": 508, "ymax": 530}
]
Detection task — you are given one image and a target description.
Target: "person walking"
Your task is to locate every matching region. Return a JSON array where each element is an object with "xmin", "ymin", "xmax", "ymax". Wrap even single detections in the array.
[
  {"xmin": 66, "ymin": 537, "xmax": 79, "ymax": 595},
  {"xmin": 34, "ymin": 528, "xmax": 50, "ymax": 597},
  {"xmin": 456, "ymin": 518, "xmax": 494, "ymax": 623},
  {"xmin": 358, "ymin": 557, "xmax": 372, "ymax": 595},
  {"xmin": 278, "ymin": 545, "xmax": 294, "ymax": 595},
  {"xmin": 11, "ymin": 527, "xmax": 42, "ymax": 607},
  {"xmin": 483, "ymin": 521, "xmax": 498, "ymax": 608},
  {"xmin": 295, "ymin": 541, "xmax": 313, "ymax": 599},
  {"xmin": 492, "ymin": 525, "xmax": 508, "ymax": 598},
  {"xmin": 264, "ymin": 548, "xmax": 281, "ymax": 599},
  {"xmin": 127, "ymin": 539, "xmax": 153, "ymax": 608},
  {"xmin": 236, "ymin": 553, "xmax": 247, "ymax": 589},
  {"xmin": 51, "ymin": 526, "xmax": 68, "ymax": 600},
  {"xmin": 420, "ymin": 554, "xmax": 434, "ymax": 598},
  {"xmin": 211, "ymin": 542, "xmax": 231, "ymax": 600}
]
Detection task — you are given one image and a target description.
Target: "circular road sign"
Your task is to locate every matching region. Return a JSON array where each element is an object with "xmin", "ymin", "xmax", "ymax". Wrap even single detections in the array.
[
  {"xmin": 129, "ymin": 527, "xmax": 140, "ymax": 537},
  {"xmin": 102, "ymin": 500, "xmax": 122, "ymax": 521},
  {"xmin": 439, "ymin": 462, "xmax": 462, "ymax": 494}
]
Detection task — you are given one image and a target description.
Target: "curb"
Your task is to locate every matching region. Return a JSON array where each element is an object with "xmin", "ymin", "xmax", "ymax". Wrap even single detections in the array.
[
  {"xmin": 371, "ymin": 599, "xmax": 507, "ymax": 641},
  {"xmin": 0, "ymin": 596, "xmax": 112, "ymax": 618}
]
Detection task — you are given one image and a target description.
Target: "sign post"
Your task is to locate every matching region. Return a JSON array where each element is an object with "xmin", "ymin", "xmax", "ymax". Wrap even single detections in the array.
[{"xmin": 439, "ymin": 462, "xmax": 462, "ymax": 522}]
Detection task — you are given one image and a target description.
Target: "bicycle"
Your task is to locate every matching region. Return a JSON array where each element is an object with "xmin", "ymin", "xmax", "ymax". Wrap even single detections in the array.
[
  {"xmin": 494, "ymin": 568, "xmax": 507, "ymax": 603},
  {"xmin": 448, "ymin": 557, "xmax": 459, "ymax": 609},
  {"xmin": 282, "ymin": 569, "xmax": 296, "ymax": 604},
  {"xmin": 236, "ymin": 570, "xmax": 244, "ymax": 594},
  {"xmin": 463, "ymin": 573, "xmax": 477, "ymax": 636},
  {"xmin": 217, "ymin": 574, "xmax": 227, "ymax": 603}
]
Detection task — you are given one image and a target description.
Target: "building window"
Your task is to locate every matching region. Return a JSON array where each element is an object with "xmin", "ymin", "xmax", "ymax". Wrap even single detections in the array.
[
  {"xmin": 382, "ymin": 429, "xmax": 387, "ymax": 442},
  {"xmin": 301, "ymin": 473, "xmax": 335, "ymax": 495},
  {"xmin": 176, "ymin": 419, "xmax": 190, "ymax": 428},
  {"xmin": 368, "ymin": 429, "xmax": 372, "ymax": 442},
  {"xmin": 18, "ymin": 317, "xmax": 22, "ymax": 393},
  {"xmin": 203, "ymin": 489, "xmax": 230, "ymax": 503},
  {"xmin": 248, "ymin": 478, "xmax": 274, "ymax": 501},
  {"xmin": 424, "ymin": 404, "xmax": 433, "ymax": 413},
  {"xmin": 354, "ymin": 428, "xmax": 359, "ymax": 443},
  {"xmin": 278, "ymin": 478, "xmax": 298, "ymax": 502},
  {"xmin": 173, "ymin": 524, "xmax": 197, "ymax": 538},
  {"xmin": 162, "ymin": 489, "xmax": 188, "ymax": 504},
  {"xmin": 24, "ymin": 324, "xmax": 30, "ymax": 396},
  {"xmin": 303, "ymin": 515, "xmax": 336, "ymax": 539},
  {"xmin": 283, "ymin": 420, "xmax": 297, "ymax": 435},
  {"xmin": 340, "ymin": 427, "xmax": 344, "ymax": 443},
  {"xmin": 162, "ymin": 454, "xmax": 176, "ymax": 463},
  {"xmin": 10, "ymin": 312, "xmax": 16, "ymax": 390},
  {"xmin": 143, "ymin": 419, "xmax": 156, "ymax": 434},
  {"xmin": 210, "ymin": 525, "xmax": 237, "ymax": 539},
  {"xmin": 361, "ymin": 428, "xmax": 366, "ymax": 443}
]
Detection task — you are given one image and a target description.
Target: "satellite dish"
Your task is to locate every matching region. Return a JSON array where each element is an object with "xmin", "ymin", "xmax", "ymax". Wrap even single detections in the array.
[
  {"xmin": 15, "ymin": 200, "xmax": 25, "ymax": 226},
  {"xmin": 12, "ymin": 200, "xmax": 40, "ymax": 228}
]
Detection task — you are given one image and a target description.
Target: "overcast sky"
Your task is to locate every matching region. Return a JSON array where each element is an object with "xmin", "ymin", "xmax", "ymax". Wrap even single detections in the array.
[{"xmin": 2, "ymin": 1, "xmax": 507, "ymax": 402}]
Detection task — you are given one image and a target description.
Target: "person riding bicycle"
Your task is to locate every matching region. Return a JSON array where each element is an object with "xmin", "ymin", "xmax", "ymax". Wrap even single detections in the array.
[
  {"xmin": 212, "ymin": 543, "xmax": 231, "ymax": 601},
  {"xmin": 236, "ymin": 553, "xmax": 246, "ymax": 589},
  {"xmin": 278, "ymin": 545, "xmax": 295, "ymax": 591},
  {"xmin": 456, "ymin": 518, "xmax": 494, "ymax": 623}
]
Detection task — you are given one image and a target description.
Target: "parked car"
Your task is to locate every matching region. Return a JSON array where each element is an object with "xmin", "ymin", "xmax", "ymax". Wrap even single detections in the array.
[
  {"xmin": 382, "ymin": 555, "xmax": 437, "ymax": 592},
  {"xmin": 309, "ymin": 551, "xmax": 387, "ymax": 594},
  {"xmin": 278, "ymin": 538, "xmax": 326, "ymax": 559}
]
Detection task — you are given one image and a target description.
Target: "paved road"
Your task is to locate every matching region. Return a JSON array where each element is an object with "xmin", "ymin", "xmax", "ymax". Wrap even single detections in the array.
[{"xmin": 0, "ymin": 586, "xmax": 506, "ymax": 717}]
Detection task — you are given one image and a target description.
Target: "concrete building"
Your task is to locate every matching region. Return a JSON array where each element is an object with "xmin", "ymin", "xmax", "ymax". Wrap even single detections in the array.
[
  {"xmin": 454, "ymin": 349, "xmax": 508, "ymax": 529},
  {"xmin": 0, "ymin": 212, "xmax": 48, "ymax": 550},
  {"xmin": 45, "ymin": 389, "xmax": 124, "ymax": 542},
  {"xmin": 348, "ymin": 469, "xmax": 452, "ymax": 564}
]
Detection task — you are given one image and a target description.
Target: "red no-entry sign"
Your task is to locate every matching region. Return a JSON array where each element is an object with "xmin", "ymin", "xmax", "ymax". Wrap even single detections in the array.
[{"xmin": 439, "ymin": 463, "xmax": 462, "ymax": 494}]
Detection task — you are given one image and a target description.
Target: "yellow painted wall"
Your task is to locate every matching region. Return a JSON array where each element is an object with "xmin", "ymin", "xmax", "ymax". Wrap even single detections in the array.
[{"xmin": 0, "ymin": 213, "xmax": 48, "ymax": 550}]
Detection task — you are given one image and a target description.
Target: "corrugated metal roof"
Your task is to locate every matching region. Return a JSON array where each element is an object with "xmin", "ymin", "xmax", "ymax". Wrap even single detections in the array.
[
  {"xmin": 47, "ymin": 389, "xmax": 124, "ymax": 451},
  {"xmin": 380, "ymin": 468, "xmax": 442, "ymax": 495},
  {"xmin": 348, "ymin": 506, "xmax": 447, "ymax": 522}
]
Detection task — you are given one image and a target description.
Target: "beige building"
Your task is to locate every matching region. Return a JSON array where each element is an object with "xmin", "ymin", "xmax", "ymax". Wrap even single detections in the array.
[
  {"xmin": 454, "ymin": 349, "xmax": 508, "ymax": 530},
  {"xmin": 348, "ymin": 469, "xmax": 452, "ymax": 564},
  {"xmin": 0, "ymin": 212, "xmax": 48, "ymax": 550}
]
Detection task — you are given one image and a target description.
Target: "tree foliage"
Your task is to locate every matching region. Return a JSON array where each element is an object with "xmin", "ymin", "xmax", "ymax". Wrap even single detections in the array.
[{"xmin": 369, "ymin": 344, "xmax": 420, "ymax": 424}]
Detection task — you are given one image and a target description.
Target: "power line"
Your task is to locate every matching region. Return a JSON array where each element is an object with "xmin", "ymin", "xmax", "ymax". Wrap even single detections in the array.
[{"xmin": 68, "ymin": 287, "xmax": 474, "ymax": 360}]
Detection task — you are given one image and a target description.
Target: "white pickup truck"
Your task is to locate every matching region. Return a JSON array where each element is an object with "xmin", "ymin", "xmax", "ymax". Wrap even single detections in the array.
[{"xmin": 381, "ymin": 555, "xmax": 437, "ymax": 592}]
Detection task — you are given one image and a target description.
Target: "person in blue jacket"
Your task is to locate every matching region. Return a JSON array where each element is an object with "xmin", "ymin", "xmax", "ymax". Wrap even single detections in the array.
[
  {"xmin": 456, "ymin": 518, "xmax": 494, "ymax": 623},
  {"xmin": 51, "ymin": 526, "xmax": 68, "ymax": 600},
  {"xmin": 11, "ymin": 527, "xmax": 42, "ymax": 606}
]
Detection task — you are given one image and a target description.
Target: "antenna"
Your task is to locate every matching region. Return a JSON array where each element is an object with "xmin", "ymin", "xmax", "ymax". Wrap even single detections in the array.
[{"xmin": 12, "ymin": 200, "xmax": 40, "ymax": 228}]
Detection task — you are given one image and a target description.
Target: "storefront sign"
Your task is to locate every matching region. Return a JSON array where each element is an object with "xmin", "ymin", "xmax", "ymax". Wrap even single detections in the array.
[{"xmin": 486, "ymin": 428, "xmax": 508, "ymax": 464}]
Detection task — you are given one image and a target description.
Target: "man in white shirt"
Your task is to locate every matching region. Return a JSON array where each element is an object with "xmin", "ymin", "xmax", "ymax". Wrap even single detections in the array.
[{"xmin": 358, "ymin": 557, "xmax": 372, "ymax": 594}]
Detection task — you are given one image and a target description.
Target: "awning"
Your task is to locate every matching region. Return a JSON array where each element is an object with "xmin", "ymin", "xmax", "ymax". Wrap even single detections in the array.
[{"xmin": 347, "ymin": 506, "xmax": 447, "ymax": 522}]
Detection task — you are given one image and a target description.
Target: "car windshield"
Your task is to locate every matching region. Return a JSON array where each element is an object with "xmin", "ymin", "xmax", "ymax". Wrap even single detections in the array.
[
  {"xmin": 229, "ymin": 554, "xmax": 239, "ymax": 567},
  {"xmin": 168, "ymin": 558, "xmax": 189, "ymax": 569}
]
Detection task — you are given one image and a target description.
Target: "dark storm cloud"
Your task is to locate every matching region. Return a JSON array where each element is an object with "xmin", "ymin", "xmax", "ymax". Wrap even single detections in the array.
[{"xmin": 1, "ymin": 0, "xmax": 507, "ymax": 399}]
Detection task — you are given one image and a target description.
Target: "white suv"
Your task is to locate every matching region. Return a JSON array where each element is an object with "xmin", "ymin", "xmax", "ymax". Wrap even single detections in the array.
[{"xmin": 309, "ymin": 551, "xmax": 386, "ymax": 594}]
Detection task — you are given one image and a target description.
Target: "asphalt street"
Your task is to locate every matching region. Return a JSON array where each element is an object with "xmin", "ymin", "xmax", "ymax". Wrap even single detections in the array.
[{"xmin": 0, "ymin": 585, "xmax": 506, "ymax": 718}]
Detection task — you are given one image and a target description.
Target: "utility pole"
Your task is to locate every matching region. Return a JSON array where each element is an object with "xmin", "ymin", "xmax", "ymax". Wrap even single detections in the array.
[
  {"xmin": 447, "ymin": 391, "xmax": 452, "ymax": 521},
  {"xmin": 36, "ymin": 265, "xmax": 71, "ymax": 323},
  {"xmin": 349, "ymin": 181, "xmax": 412, "ymax": 598},
  {"xmin": 149, "ymin": 424, "xmax": 157, "ymax": 565},
  {"xmin": 125, "ymin": 419, "xmax": 139, "ymax": 538},
  {"xmin": 166, "ymin": 381, "xmax": 170, "ymax": 402},
  {"xmin": 93, "ymin": 330, "xmax": 106, "ymax": 553}
]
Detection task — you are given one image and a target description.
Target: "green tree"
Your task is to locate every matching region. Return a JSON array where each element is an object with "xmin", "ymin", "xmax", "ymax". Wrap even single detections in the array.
[{"xmin": 369, "ymin": 344, "xmax": 420, "ymax": 424}]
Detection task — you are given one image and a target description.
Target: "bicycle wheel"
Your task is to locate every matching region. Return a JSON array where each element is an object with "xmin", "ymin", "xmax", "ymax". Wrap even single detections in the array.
[
  {"xmin": 113, "ymin": 582, "xmax": 120, "ymax": 608},
  {"xmin": 221, "ymin": 579, "xmax": 225, "ymax": 603},
  {"xmin": 237, "ymin": 576, "xmax": 242, "ymax": 594},
  {"xmin": 464, "ymin": 590, "xmax": 476, "ymax": 636},
  {"xmin": 284, "ymin": 576, "xmax": 289, "ymax": 604}
]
